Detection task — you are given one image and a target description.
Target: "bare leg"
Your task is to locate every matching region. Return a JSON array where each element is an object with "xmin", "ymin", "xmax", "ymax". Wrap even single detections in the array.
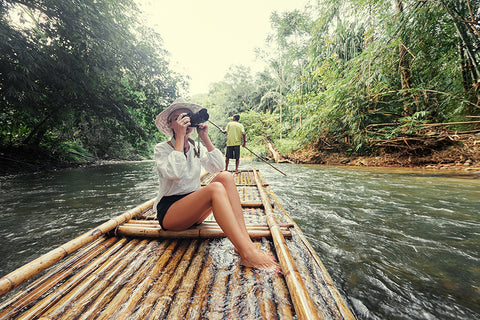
[
  {"xmin": 235, "ymin": 159, "xmax": 240, "ymax": 173},
  {"xmin": 162, "ymin": 176, "xmax": 280, "ymax": 271},
  {"xmin": 225, "ymin": 158, "xmax": 230, "ymax": 171},
  {"xmin": 211, "ymin": 172, "xmax": 248, "ymax": 235}
]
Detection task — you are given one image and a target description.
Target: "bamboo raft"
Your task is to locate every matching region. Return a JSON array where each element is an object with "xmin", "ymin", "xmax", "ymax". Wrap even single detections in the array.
[{"xmin": 0, "ymin": 169, "xmax": 355, "ymax": 320}]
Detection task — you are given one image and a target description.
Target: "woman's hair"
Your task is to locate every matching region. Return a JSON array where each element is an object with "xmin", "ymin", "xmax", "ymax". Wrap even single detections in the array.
[{"xmin": 233, "ymin": 114, "xmax": 240, "ymax": 121}]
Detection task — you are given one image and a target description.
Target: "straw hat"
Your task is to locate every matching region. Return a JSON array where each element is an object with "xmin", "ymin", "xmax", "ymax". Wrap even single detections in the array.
[{"xmin": 155, "ymin": 98, "xmax": 203, "ymax": 136}]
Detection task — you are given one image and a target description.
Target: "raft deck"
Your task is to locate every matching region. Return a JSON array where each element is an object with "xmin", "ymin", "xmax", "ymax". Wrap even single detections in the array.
[{"xmin": 0, "ymin": 170, "xmax": 355, "ymax": 319}]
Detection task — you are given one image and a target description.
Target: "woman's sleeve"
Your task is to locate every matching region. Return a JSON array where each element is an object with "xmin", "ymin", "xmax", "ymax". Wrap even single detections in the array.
[
  {"xmin": 154, "ymin": 144, "xmax": 187, "ymax": 181},
  {"xmin": 200, "ymin": 147, "xmax": 224, "ymax": 173}
]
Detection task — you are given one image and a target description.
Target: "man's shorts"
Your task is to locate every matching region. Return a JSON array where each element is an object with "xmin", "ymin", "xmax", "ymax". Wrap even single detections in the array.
[{"xmin": 226, "ymin": 145, "xmax": 240, "ymax": 160}]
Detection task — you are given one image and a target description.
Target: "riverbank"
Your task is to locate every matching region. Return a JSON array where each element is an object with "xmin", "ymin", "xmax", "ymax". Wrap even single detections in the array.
[
  {"xmin": 284, "ymin": 133, "xmax": 480, "ymax": 174},
  {"xmin": 2, "ymin": 133, "xmax": 480, "ymax": 176}
]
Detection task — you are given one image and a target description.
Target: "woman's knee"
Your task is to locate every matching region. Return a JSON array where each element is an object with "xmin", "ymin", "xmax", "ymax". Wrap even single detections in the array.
[
  {"xmin": 205, "ymin": 181, "xmax": 227, "ymax": 197},
  {"xmin": 214, "ymin": 171, "xmax": 234, "ymax": 184}
]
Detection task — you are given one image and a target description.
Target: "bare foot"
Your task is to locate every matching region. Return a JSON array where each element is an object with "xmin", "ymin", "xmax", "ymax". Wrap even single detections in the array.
[{"xmin": 239, "ymin": 248, "xmax": 282, "ymax": 273}]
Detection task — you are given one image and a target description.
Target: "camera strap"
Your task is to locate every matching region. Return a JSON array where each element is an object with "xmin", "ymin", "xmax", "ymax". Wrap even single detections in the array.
[{"xmin": 189, "ymin": 137, "xmax": 201, "ymax": 158}]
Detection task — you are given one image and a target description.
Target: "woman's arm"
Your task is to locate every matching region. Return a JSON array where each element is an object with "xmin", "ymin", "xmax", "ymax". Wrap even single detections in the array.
[{"xmin": 197, "ymin": 123, "xmax": 215, "ymax": 152}]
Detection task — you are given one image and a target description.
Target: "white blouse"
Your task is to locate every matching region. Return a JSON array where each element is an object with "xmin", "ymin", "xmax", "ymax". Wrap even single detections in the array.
[{"xmin": 153, "ymin": 140, "xmax": 224, "ymax": 212}]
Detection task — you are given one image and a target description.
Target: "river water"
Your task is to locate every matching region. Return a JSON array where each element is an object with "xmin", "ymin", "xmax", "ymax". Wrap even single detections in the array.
[{"xmin": 0, "ymin": 161, "xmax": 479, "ymax": 319}]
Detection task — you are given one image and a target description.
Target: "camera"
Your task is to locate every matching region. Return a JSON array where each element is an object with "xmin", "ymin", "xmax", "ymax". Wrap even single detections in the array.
[{"xmin": 183, "ymin": 108, "xmax": 209, "ymax": 128}]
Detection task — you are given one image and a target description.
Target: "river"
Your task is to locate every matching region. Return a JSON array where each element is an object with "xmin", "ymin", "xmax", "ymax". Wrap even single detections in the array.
[{"xmin": 0, "ymin": 161, "xmax": 479, "ymax": 319}]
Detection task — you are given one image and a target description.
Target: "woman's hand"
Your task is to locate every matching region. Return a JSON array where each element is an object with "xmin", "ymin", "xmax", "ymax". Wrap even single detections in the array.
[
  {"xmin": 172, "ymin": 113, "xmax": 190, "ymax": 137},
  {"xmin": 197, "ymin": 123, "xmax": 209, "ymax": 139},
  {"xmin": 197, "ymin": 123, "xmax": 215, "ymax": 152}
]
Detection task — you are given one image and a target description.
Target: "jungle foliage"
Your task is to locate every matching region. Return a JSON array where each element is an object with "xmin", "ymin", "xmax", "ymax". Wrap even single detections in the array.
[
  {"xmin": 1, "ymin": 0, "xmax": 479, "ymax": 167},
  {"xmin": 1, "ymin": 0, "xmax": 184, "ymax": 163},
  {"xmin": 198, "ymin": 0, "xmax": 480, "ymax": 157}
]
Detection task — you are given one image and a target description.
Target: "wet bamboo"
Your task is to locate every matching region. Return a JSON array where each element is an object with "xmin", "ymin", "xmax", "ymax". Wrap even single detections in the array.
[
  {"xmin": 0, "ymin": 236, "xmax": 115, "ymax": 319},
  {"xmin": 255, "ymin": 242, "xmax": 280, "ymax": 320},
  {"xmin": 128, "ymin": 240, "xmax": 186, "ymax": 319},
  {"xmin": 76, "ymin": 240, "xmax": 156, "ymax": 320},
  {"xmin": 39, "ymin": 239, "xmax": 144, "ymax": 320},
  {"xmin": 166, "ymin": 240, "xmax": 208, "ymax": 318},
  {"xmin": 206, "ymin": 266, "xmax": 229, "ymax": 319},
  {"xmin": 100, "ymin": 241, "xmax": 174, "ymax": 320},
  {"xmin": 290, "ymin": 244, "xmax": 336, "ymax": 319},
  {"xmin": 253, "ymin": 169, "xmax": 320, "ymax": 320},
  {"xmin": 14, "ymin": 238, "xmax": 128, "ymax": 320},
  {"xmin": 0, "ymin": 199, "xmax": 154, "ymax": 297},
  {"xmin": 265, "ymin": 185, "xmax": 356, "ymax": 320},
  {"xmin": 115, "ymin": 225, "xmax": 291, "ymax": 239},
  {"xmin": 97, "ymin": 241, "xmax": 168, "ymax": 320},
  {"xmin": 184, "ymin": 251, "xmax": 215, "ymax": 319},
  {"xmin": 224, "ymin": 255, "xmax": 243, "ymax": 319},
  {"xmin": 149, "ymin": 241, "xmax": 199, "ymax": 319},
  {"xmin": 243, "ymin": 264, "xmax": 259, "ymax": 318}
]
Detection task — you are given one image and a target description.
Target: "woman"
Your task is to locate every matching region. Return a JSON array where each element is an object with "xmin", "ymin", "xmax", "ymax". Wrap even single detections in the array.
[{"xmin": 154, "ymin": 99, "xmax": 280, "ymax": 271}]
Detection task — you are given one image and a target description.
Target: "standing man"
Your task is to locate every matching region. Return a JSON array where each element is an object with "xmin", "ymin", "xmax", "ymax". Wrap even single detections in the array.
[{"xmin": 222, "ymin": 114, "xmax": 246, "ymax": 173}]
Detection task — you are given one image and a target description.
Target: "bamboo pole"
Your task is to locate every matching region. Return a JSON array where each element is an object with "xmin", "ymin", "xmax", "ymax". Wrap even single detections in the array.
[
  {"xmin": 0, "ymin": 236, "xmax": 116, "ymax": 319},
  {"xmin": 253, "ymin": 169, "xmax": 320, "ymax": 320},
  {"xmin": 114, "ymin": 224, "xmax": 292, "ymax": 239},
  {"xmin": 99, "ymin": 240, "xmax": 174, "ymax": 320},
  {"xmin": 255, "ymin": 241, "xmax": 283, "ymax": 320},
  {"xmin": 76, "ymin": 240, "xmax": 156, "ymax": 320},
  {"xmin": 38, "ymin": 239, "xmax": 144, "ymax": 320},
  {"xmin": 243, "ymin": 262, "xmax": 259, "ymax": 318},
  {"xmin": 184, "ymin": 249, "xmax": 215, "ymax": 320},
  {"xmin": 97, "ymin": 241, "xmax": 167, "ymax": 320},
  {"xmin": 0, "ymin": 199, "xmax": 154, "ymax": 297},
  {"xmin": 166, "ymin": 241, "xmax": 209, "ymax": 319},
  {"xmin": 15, "ymin": 238, "xmax": 129, "ymax": 320},
  {"xmin": 265, "ymin": 185, "xmax": 356, "ymax": 320},
  {"xmin": 225, "ymin": 259, "xmax": 243, "ymax": 319},
  {"xmin": 128, "ymin": 240, "xmax": 186, "ymax": 319},
  {"xmin": 206, "ymin": 264, "xmax": 229, "ymax": 319},
  {"xmin": 148, "ymin": 241, "xmax": 199, "ymax": 319}
]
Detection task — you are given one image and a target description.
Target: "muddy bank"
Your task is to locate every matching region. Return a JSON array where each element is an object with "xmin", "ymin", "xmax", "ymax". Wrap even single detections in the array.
[{"xmin": 284, "ymin": 133, "xmax": 480, "ymax": 174}]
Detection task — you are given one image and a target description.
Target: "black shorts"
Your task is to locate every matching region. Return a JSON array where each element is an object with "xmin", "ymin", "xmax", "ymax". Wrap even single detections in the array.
[
  {"xmin": 156, "ymin": 193, "xmax": 192, "ymax": 230},
  {"xmin": 226, "ymin": 145, "xmax": 240, "ymax": 160}
]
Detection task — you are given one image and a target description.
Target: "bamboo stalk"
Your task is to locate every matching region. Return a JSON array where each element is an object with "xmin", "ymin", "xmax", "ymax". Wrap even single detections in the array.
[
  {"xmin": 266, "ymin": 240, "xmax": 295, "ymax": 320},
  {"xmin": 265, "ymin": 185, "xmax": 356, "ymax": 320},
  {"xmin": 122, "ymin": 221, "xmax": 293, "ymax": 230},
  {"xmin": 255, "ymin": 242, "xmax": 281, "ymax": 320},
  {"xmin": 224, "ymin": 254, "xmax": 243, "ymax": 319},
  {"xmin": 39, "ymin": 239, "xmax": 145, "ymax": 320},
  {"xmin": 0, "ymin": 199, "xmax": 154, "ymax": 297},
  {"xmin": 253, "ymin": 169, "xmax": 320, "ymax": 320},
  {"xmin": 184, "ymin": 248, "xmax": 215, "ymax": 320},
  {"xmin": 76, "ymin": 240, "xmax": 157, "ymax": 320},
  {"xmin": 166, "ymin": 241, "xmax": 209, "ymax": 319},
  {"xmin": 97, "ymin": 241, "xmax": 168, "ymax": 320},
  {"xmin": 0, "ymin": 236, "xmax": 116, "ymax": 319},
  {"xmin": 15, "ymin": 238, "xmax": 129, "ymax": 320},
  {"xmin": 128, "ymin": 240, "xmax": 185, "ymax": 319},
  {"xmin": 114, "ymin": 225, "xmax": 292, "ymax": 239},
  {"xmin": 99, "ymin": 240, "xmax": 174, "ymax": 320},
  {"xmin": 149, "ymin": 241, "xmax": 199, "ymax": 319},
  {"xmin": 206, "ymin": 266, "xmax": 229, "ymax": 319},
  {"xmin": 243, "ymin": 262, "xmax": 259, "ymax": 318}
]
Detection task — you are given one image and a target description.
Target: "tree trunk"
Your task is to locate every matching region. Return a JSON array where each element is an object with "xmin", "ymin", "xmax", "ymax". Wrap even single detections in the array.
[
  {"xmin": 264, "ymin": 136, "xmax": 284, "ymax": 163},
  {"xmin": 396, "ymin": 0, "xmax": 413, "ymax": 116}
]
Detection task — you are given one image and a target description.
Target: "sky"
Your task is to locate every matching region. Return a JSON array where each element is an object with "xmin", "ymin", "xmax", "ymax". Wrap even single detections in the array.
[{"xmin": 136, "ymin": 0, "xmax": 310, "ymax": 95}]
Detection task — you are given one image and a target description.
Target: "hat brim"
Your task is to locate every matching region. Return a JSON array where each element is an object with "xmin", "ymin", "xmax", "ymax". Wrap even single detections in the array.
[{"xmin": 155, "ymin": 102, "xmax": 203, "ymax": 136}]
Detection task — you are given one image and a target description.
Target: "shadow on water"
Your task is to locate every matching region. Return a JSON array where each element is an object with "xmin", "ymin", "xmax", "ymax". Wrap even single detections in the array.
[{"xmin": 0, "ymin": 160, "xmax": 479, "ymax": 320}]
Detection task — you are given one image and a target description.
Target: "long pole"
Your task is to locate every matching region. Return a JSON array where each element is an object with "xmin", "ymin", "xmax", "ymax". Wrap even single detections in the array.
[
  {"xmin": 208, "ymin": 120, "xmax": 287, "ymax": 176},
  {"xmin": 242, "ymin": 145, "xmax": 287, "ymax": 176}
]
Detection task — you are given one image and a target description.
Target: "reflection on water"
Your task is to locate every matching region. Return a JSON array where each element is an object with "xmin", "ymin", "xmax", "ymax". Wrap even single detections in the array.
[{"xmin": 0, "ymin": 161, "xmax": 479, "ymax": 320}]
